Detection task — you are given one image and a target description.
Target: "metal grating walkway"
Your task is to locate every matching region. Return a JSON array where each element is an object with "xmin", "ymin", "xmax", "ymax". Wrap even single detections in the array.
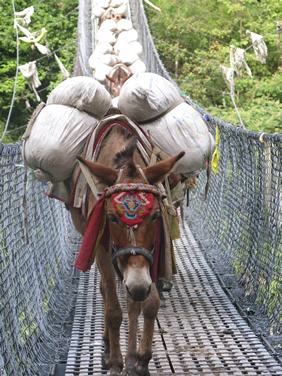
[{"xmin": 65, "ymin": 222, "xmax": 282, "ymax": 375}]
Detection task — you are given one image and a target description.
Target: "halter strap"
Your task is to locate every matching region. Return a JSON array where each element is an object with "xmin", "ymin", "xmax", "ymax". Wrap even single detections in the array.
[
  {"xmin": 104, "ymin": 182, "xmax": 165, "ymax": 198},
  {"xmin": 111, "ymin": 244, "xmax": 154, "ymax": 264}
]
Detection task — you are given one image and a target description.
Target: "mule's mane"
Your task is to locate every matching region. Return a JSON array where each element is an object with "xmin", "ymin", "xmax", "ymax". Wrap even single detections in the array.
[{"xmin": 112, "ymin": 127, "xmax": 139, "ymax": 178}]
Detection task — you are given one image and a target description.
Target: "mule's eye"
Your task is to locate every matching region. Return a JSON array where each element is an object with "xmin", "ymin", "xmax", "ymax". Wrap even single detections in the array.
[
  {"xmin": 152, "ymin": 211, "xmax": 161, "ymax": 221},
  {"xmin": 108, "ymin": 214, "xmax": 118, "ymax": 224}
]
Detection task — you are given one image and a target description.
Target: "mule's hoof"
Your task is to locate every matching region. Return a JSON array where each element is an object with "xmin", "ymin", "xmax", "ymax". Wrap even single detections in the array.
[
  {"xmin": 136, "ymin": 366, "xmax": 150, "ymax": 376},
  {"xmin": 110, "ymin": 371, "xmax": 122, "ymax": 376},
  {"xmin": 162, "ymin": 279, "xmax": 172, "ymax": 292},
  {"xmin": 122, "ymin": 367, "xmax": 139, "ymax": 376},
  {"xmin": 110, "ymin": 367, "xmax": 122, "ymax": 376},
  {"xmin": 102, "ymin": 352, "xmax": 110, "ymax": 370}
]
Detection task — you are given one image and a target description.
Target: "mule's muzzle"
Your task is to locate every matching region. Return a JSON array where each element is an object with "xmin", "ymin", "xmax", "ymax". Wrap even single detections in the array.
[
  {"xmin": 126, "ymin": 283, "xmax": 151, "ymax": 302},
  {"xmin": 115, "ymin": 247, "xmax": 152, "ymax": 302}
]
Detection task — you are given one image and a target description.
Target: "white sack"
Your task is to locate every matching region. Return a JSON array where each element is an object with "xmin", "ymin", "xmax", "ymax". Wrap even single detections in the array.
[
  {"xmin": 129, "ymin": 59, "xmax": 146, "ymax": 74},
  {"xmin": 89, "ymin": 52, "xmax": 103, "ymax": 70},
  {"xmin": 111, "ymin": 0, "xmax": 126, "ymax": 7},
  {"xmin": 96, "ymin": 0, "xmax": 110, "ymax": 8},
  {"xmin": 118, "ymin": 49, "xmax": 139, "ymax": 65},
  {"xmin": 23, "ymin": 104, "xmax": 98, "ymax": 182},
  {"xmin": 93, "ymin": 5, "xmax": 105, "ymax": 18},
  {"xmin": 128, "ymin": 41, "xmax": 143, "ymax": 56},
  {"xmin": 101, "ymin": 53, "xmax": 119, "ymax": 66},
  {"xmin": 118, "ymin": 72, "xmax": 180, "ymax": 122},
  {"xmin": 141, "ymin": 102, "xmax": 216, "ymax": 177},
  {"xmin": 114, "ymin": 39, "xmax": 128, "ymax": 55},
  {"xmin": 117, "ymin": 29, "xmax": 138, "ymax": 44},
  {"xmin": 114, "ymin": 4, "xmax": 128, "ymax": 17},
  {"xmin": 99, "ymin": 19, "xmax": 118, "ymax": 32},
  {"xmin": 97, "ymin": 29, "xmax": 117, "ymax": 45},
  {"xmin": 117, "ymin": 19, "xmax": 133, "ymax": 31},
  {"xmin": 47, "ymin": 76, "xmax": 112, "ymax": 118},
  {"xmin": 95, "ymin": 42, "xmax": 113, "ymax": 54},
  {"xmin": 118, "ymin": 40, "xmax": 142, "ymax": 57},
  {"xmin": 90, "ymin": 52, "xmax": 118, "ymax": 68},
  {"xmin": 94, "ymin": 63, "xmax": 112, "ymax": 82},
  {"xmin": 89, "ymin": 43, "xmax": 113, "ymax": 67}
]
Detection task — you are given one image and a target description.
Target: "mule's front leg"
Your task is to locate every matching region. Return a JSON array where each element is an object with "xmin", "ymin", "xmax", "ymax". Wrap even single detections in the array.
[
  {"xmin": 123, "ymin": 298, "xmax": 141, "ymax": 376},
  {"xmin": 137, "ymin": 283, "xmax": 160, "ymax": 376},
  {"xmin": 97, "ymin": 249, "xmax": 123, "ymax": 375}
]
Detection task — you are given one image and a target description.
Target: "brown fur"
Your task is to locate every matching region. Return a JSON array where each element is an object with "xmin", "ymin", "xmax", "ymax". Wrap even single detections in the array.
[
  {"xmin": 70, "ymin": 125, "xmax": 184, "ymax": 375},
  {"xmin": 106, "ymin": 64, "xmax": 133, "ymax": 97}
]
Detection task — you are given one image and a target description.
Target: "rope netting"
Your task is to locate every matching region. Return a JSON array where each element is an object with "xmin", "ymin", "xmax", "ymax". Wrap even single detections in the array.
[
  {"xmin": 0, "ymin": 0, "xmax": 281, "ymax": 375},
  {"xmin": 128, "ymin": 0, "xmax": 281, "ymax": 334},
  {"xmin": 0, "ymin": 143, "xmax": 81, "ymax": 376}
]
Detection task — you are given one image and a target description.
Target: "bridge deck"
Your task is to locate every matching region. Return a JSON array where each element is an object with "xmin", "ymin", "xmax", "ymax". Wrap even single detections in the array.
[{"xmin": 64, "ymin": 222, "xmax": 282, "ymax": 375}]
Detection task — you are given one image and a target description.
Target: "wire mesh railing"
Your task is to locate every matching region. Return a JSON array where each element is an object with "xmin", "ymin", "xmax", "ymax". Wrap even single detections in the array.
[
  {"xmin": 0, "ymin": 143, "xmax": 81, "ymax": 376},
  {"xmin": 128, "ymin": 0, "xmax": 281, "ymax": 335},
  {"xmin": 0, "ymin": 0, "xmax": 281, "ymax": 375},
  {"xmin": 186, "ymin": 110, "xmax": 281, "ymax": 333}
]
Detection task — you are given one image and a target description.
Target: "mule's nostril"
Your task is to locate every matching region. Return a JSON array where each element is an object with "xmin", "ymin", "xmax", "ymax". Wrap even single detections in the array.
[{"xmin": 126, "ymin": 285, "xmax": 133, "ymax": 298}]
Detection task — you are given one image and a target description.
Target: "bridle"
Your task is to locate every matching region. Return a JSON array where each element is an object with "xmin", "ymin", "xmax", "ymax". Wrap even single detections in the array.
[
  {"xmin": 111, "ymin": 242, "xmax": 154, "ymax": 264},
  {"xmin": 103, "ymin": 182, "xmax": 164, "ymax": 266}
]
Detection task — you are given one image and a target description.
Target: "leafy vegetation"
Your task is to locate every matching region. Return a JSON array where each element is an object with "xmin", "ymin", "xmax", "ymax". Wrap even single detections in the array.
[
  {"xmin": 0, "ymin": 0, "xmax": 78, "ymax": 143},
  {"xmin": 145, "ymin": 0, "xmax": 281, "ymax": 133},
  {"xmin": 0, "ymin": 0, "xmax": 280, "ymax": 143}
]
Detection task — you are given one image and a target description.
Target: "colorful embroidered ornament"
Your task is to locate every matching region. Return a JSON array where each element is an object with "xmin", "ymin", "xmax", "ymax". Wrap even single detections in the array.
[
  {"xmin": 104, "ymin": 183, "xmax": 164, "ymax": 197},
  {"xmin": 112, "ymin": 191, "xmax": 154, "ymax": 226},
  {"xmin": 105, "ymin": 183, "xmax": 163, "ymax": 227}
]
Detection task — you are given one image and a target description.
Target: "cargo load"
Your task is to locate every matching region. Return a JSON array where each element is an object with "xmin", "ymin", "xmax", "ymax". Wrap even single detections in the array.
[
  {"xmin": 118, "ymin": 72, "xmax": 215, "ymax": 177},
  {"xmin": 23, "ymin": 76, "xmax": 112, "ymax": 182}
]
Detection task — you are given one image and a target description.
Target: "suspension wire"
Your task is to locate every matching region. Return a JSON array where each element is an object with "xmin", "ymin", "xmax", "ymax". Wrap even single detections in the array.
[
  {"xmin": 153, "ymin": 36, "xmax": 223, "ymax": 67},
  {"xmin": 184, "ymin": 0, "xmax": 248, "ymax": 31},
  {"xmin": 5, "ymin": 124, "xmax": 27, "ymax": 135},
  {"xmin": 0, "ymin": 39, "xmax": 76, "ymax": 86},
  {"xmin": 234, "ymin": 0, "xmax": 277, "ymax": 19},
  {"xmin": 169, "ymin": 71, "xmax": 229, "ymax": 95},
  {"xmin": 147, "ymin": 6, "xmax": 231, "ymax": 47},
  {"xmin": 32, "ymin": 6, "xmax": 79, "ymax": 34},
  {"xmin": 1, "ymin": 0, "xmax": 20, "ymax": 142},
  {"xmin": 14, "ymin": 80, "xmax": 59, "ymax": 102},
  {"xmin": 33, "ymin": 0, "xmax": 46, "ymax": 7},
  {"xmin": 35, "ymin": 39, "xmax": 76, "ymax": 63}
]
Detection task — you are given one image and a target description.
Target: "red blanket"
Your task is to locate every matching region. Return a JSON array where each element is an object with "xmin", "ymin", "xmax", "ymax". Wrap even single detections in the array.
[{"xmin": 74, "ymin": 193, "xmax": 109, "ymax": 272}]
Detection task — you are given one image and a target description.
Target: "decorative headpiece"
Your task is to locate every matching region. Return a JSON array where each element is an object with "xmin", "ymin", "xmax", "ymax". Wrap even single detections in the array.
[{"xmin": 105, "ymin": 183, "xmax": 164, "ymax": 227}]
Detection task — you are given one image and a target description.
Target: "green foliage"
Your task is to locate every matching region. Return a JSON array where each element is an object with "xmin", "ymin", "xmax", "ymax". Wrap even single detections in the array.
[
  {"xmin": 1, "ymin": 0, "xmax": 280, "ymax": 142},
  {"xmin": 145, "ymin": 0, "xmax": 281, "ymax": 133},
  {"xmin": 0, "ymin": 0, "xmax": 78, "ymax": 143}
]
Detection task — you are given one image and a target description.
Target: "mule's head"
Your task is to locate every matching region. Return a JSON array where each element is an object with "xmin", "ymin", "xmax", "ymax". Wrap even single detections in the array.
[
  {"xmin": 106, "ymin": 64, "xmax": 132, "ymax": 97},
  {"xmin": 77, "ymin": 137, "xmax": 184, "ymax": 301}
]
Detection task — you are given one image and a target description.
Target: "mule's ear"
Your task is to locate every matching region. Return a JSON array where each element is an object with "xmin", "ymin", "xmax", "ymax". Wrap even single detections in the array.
[
  {"xmin": 106, "ymin": 74, "xmax": 114, "ymax": 83},
  {"xmin": 77, "ymin": 156, "xmax": 119, "ymax": 186},
  {"xmin": 143, "ymin": 151, "xmax": 185, "ymax": 184}
]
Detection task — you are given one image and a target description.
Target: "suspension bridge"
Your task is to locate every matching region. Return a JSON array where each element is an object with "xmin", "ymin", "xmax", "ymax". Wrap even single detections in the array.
[{"xmin": 0, "ymin": 0, "xmax": 281, "ymax": 375}]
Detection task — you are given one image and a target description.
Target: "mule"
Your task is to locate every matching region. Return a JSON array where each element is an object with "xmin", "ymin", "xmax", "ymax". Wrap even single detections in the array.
[
  {"xmin": 106, "ymin": 63, "xmax": 133, "ymax": 97},
  {"xmin": 70, "ymin": 124, "xmax": 184, "ymax": 376}
]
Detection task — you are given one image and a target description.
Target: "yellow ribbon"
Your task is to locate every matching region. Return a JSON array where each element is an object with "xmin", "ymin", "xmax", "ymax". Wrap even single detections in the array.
[
  {"xmin": 19, "ymin": 28, "xmax": 47, "ymax": 44},
  {"xmin": 211, "ymin": 124, "xmax": 220, "ymax": 174}
]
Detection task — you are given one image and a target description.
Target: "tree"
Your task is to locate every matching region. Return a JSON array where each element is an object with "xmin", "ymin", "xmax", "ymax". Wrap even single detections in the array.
[
  {"xmin": 0, "ymin": 0, "xmax": 78, "ymax": 143},
  {"xmin": 145, "ymin": 0, "xmax": 281, "ymax": 133}
]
